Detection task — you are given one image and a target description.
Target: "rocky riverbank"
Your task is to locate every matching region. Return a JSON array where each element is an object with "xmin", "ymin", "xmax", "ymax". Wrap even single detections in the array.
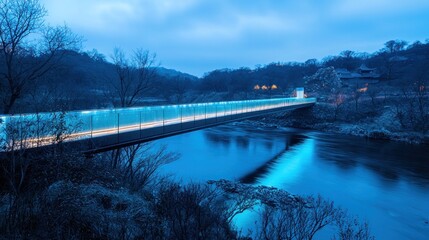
[{"xmin": 241, "ymin": 105, "xmax": 429, "ymax": 145}]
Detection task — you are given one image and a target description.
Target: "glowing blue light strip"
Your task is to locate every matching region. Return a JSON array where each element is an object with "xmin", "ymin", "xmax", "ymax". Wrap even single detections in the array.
[{"xmin": 0, "ymin": 97, "xmax": 316, "ymax": 149}]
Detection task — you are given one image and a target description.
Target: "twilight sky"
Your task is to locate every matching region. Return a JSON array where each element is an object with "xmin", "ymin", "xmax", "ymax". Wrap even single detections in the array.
[{"xmin": 41, "ymin": 0, "xmax": 429, "ymax": 77}]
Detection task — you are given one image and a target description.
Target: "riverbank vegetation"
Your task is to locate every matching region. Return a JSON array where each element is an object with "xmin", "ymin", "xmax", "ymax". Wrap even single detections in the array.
[
  {"xmin": 0, "ymin": 0, "xmax": 426, "ymax": 239},
  {"xmin": 0, "ymin": 141, "xmax": 374, "ymax": 239}
]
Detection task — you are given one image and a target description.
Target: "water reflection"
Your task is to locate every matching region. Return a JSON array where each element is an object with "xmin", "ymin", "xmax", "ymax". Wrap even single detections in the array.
[
  {"xmin": 205, "ymin": 131, "xmax": 231, "ymax": 147},
  {"xmin": 157, "ymin": 124, "xmax": 429, "ymax": 239},
  {"xmin": 239, "ymin": 132, "xmax": 429, "ymax": 240},
  {"xmin": 263, "ymin": 140, "xmax": 273, "ymax": 150},
  {"xmin": 159, "ymin": 124, "xmax": 292, "ymax": 181},
  {"xmin": 241, "ymin": 135, "xmax": 309, "ymax": 184},
  {"xmin": 312, "ymin": 133, "xmax": 429, "ymax": 188},
  {"xmin": 235, "ymin": 136, "xmax": 249, "ymax": 149},
  {"xmin": 203, "ymin": 124, "xmax": 298, "ymax": 152},
  {"xmin": 243, "ymin": 137, "xmax": 315, "ymax": 188}
]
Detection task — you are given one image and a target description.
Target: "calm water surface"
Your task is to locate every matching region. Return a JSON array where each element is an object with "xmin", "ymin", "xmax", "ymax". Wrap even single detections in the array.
[{"xmin": 156, "ymin": 123, "xmax": 429, "ymax": 239}]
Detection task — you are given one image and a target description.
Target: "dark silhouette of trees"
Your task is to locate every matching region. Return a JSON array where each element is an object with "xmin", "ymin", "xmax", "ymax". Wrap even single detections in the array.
[
  {"xmin": 384, "ymin": 40, "xmax": 408, "ymax": 54},
  {"xmin": 199, "ymin": 69, "xmax": 231, "ymax": 92},
  {"xmin": 86, "ymin": 48, "xmax": 106, "ymax": 62},
  {"xmin": 106, "ymin": 143, "xmax": 179, "ymax": 191},
  {"xmin": 0, "ymin": 110, "xmax": 84, "ymax": 237},
  {"xmin": 304, "ymin": 58, "xmax": 319, "ymax": 75},
  {"xmin": 339, "ymin": 50, "xmax": 362, "ymax": 70},
  {"xmin": 109, "ymin": 47, "xmax": 157, "ymax": 108},
  {"xmin": 333, "ymin": 91, "xmax": 347, "ymax": 120},
  {"xmin": 322, "ymin": 51, "xmax": 362, "ymax": 71},
  {"xmin": 366, "ymin": 84, "xmax": 381, "ymax": 109},
  {"xmin": 377, "ymin": 40, "xmax": 408, "ymax": 80},
  {"xmin": 394, "ymin": 77, "xmax": 429, "ymax": 133},
  {"xmin": 154, "ymin": 183, "xmax": 235, "ymax": 240},
  {"xmin": 0, "ymin": 0, "xmax": 81, "ymax": 114},
  {"xmin": 168, "ymin": 76, "xmax": 193, "ymax": 103}
]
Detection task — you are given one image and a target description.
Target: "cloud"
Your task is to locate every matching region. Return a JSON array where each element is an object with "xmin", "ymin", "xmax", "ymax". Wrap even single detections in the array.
[
  {"xmin": 330, "ymin": 0, "xmax": 429, "ymax": 18},
  {"xmin": 42, "ymin": 0, "xmax": 141, "ymax": 33},
  {"xmin": 174, "ymin": 2, "xmax": 315, "ymax": 43},
  {"xmin": 142, "ymin": 0, "xmax": 198, "ymax": 19},
  {"xmin": 41, "ymin": 0, "xmax": 429, "ymax": 76},
  {"xmin": 94, "ymin": 2, "xmax": 135, "ymax": 18}
]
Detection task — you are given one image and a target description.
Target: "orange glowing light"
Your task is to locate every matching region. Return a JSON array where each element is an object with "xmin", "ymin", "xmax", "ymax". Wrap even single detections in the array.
[
  {"xmin": 254, "ymin": 84, "xmax": 260, "ymax": 90},
  {"xmin": 357, "ymin": 87, "xmax": 368, "ymax": 93},
  {"xmin": 271, "ymin": 84, "xmax": 278, "ymax": 90},
  {"xmin": 261, "ymin": 85, "xmax": 268, "ymax": 90}
]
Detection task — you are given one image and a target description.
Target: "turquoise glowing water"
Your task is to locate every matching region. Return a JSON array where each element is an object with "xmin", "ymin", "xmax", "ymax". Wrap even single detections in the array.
[{"xmin": 157, "ymin": 123, "xmax": 429, "ymax": 239}]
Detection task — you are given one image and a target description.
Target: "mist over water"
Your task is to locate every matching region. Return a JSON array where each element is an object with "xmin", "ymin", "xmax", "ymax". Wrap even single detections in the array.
[{"xmin": 156, "ymin": 123, "xmax": 429, "ymax": 239}]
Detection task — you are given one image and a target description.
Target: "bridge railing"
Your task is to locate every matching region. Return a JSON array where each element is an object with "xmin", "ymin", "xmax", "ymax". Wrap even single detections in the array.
[{"xmin": 0, "ymin": 97, "xmax": 316, "ymax": 150}]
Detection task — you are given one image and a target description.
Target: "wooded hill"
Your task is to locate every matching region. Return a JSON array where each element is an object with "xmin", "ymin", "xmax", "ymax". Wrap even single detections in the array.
[{"xmin": 2, "ymin": 39, "xmax": 428, "ymax": 113}]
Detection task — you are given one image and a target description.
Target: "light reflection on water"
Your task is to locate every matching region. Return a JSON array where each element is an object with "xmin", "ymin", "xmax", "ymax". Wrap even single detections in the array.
[
  {"xmin": 159, "ymin": 124, "xmax": 295, "ymax": 182},
  {"xmin": 156, "ymin": 124, "xmax": 429, "ymax": 240},
  {"xmin": 249, "ymin": 138, "xmax": 315, "ymax": 188}
]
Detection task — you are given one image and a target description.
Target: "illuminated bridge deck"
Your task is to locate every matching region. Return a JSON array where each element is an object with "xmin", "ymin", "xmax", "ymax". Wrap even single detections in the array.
[{"xmin": 0, "ymin": 97, "xmax": 316, "ymax": 154}]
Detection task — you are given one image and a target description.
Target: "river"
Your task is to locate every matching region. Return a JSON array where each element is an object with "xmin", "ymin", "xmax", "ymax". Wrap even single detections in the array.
[{"xmin": 156, "ymin": 122, "xmax": 429, "ymax": 239}]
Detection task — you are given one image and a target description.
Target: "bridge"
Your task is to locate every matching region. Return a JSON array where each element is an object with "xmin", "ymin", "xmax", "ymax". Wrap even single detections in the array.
[{"xmin": 0, "ymin": 97, "xmax": 316, "ymax": 155}]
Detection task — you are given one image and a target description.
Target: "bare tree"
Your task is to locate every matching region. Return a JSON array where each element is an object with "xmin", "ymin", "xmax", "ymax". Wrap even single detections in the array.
[
  {"xmin": 0, "ymin": 111, "xmax": 82, "ymax": 194},
  {"xmin": 380, "ymin": 40, "xmax": 408, "ymax": 80},
  {"xmin": 334, "ymin": 212, "xmax": 374, "ymax": 240},
  {"xmin": 209, "ymin": 180, "xmax": 374, "ymax": 240},
  {"xmin": 105, "ymin": 143, "xmax": 179, "ymax": 191},
  {"xmin": 394, "ymin": 77, "xmax": 429, "ymax": 133},
  {"xmin": 333, "ymin": 91, "xmax": 347, "ymax": 120},
  {"xmin": 340, "ymin": 50, "xmax": 359, "ymax": 70},
  {"xmin": 109, "ymin": 47, "xmax": 157, "ymax": 108},
  {"xmin": 384, "ymin": 40, "xmax": 408, "ymax": 54},
  {"xmin": 208, "ymin": 180, "xmax": 302, "ymax": 225},
  {"xmin": 351, "ymin": 88, "xmax": 363, "ymax": 113},
  {"xmin": 154, "ymin": 182, "xmax": 235, "ymax": 240},
  {"xmin": 256, "ymin": 195, "xmax": 339, "ymax": 240},
  {"xmin": 0, "ymin": 0, "xmax": 81, "ymax": 114},
  {"xmin": 170, "ymin": 76, "xmax": 189, "ymax": 103},
  {"xmin": 106, "ymin": 48, "xmax": 159, "ymax": 189},
  {"xmin": 255, "ymin": 194, "xmax": 375, "ymax": 240},
  {"xmin": 0, "ymin": 111, "xmax": 83, "ymax": 236},
  {"xmin": 366, "ymin": 84, "xmax": 381, "ymax": 109},
  {"xmin": 412, "ymin": 66, "xmax": 429, "ymax": 133}
]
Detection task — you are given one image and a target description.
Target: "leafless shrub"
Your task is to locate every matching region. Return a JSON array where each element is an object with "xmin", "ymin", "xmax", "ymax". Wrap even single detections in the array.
[
  {"xmin": 256, "ymin": 195, "xmax": 339, "ymax": 240},
  {"xmin": 0, "ymin": 111, "xmax": 82, "ymax": 237},
  {"xmin": 105, "ymin": 143, "xmax": 179, "ymax": 191},
  {"xmin": 152, "ymin": 182, "xmax": 236, "ymax": 240},
  {"xmin": 209, "ymin": 180, "xmax": 374, "ymax": 240},
  {"xmin": 334, "ymin": 212, "xmax": 375, "ymax": 240},
  {"xmin": 392, "ymin": 79, "xmax": 429, "ymax": 133}
]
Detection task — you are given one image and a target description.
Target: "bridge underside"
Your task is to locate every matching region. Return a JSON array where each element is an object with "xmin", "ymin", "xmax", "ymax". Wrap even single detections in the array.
[{"xmin": 81, "ymin": 102, "xmax": 314, "ymax": 156}]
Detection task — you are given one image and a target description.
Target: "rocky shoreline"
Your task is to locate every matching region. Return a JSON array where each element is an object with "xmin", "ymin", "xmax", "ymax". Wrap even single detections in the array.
[{"xmin": 239, "ymin": 117, "xmax": 429, "ymax": 145}]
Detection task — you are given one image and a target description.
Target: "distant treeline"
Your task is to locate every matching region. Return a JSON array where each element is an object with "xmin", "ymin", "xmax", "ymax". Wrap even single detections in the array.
[{"xmin": 2, "ymin": 38, "xmax": 429, "ymax": 113}]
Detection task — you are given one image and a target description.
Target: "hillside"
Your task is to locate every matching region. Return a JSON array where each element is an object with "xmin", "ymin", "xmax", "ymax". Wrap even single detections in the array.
[{"xmin": 5, "ymin": 39, "xmax": 429, "ymax": 115}]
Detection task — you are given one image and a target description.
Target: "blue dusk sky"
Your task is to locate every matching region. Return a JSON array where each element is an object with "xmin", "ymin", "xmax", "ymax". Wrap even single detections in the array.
[{"xmin": 41, "ymin": 0, "xmax": 429, "ymax": 77}]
